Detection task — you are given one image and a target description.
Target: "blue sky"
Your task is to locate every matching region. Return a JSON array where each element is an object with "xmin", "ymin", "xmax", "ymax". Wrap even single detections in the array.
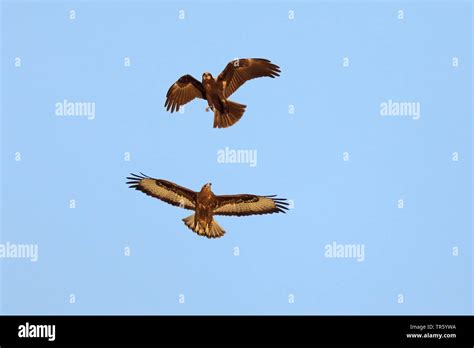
[{"xmin": 0, "ymin": 0, "xmax": 472, "ymax": 314}]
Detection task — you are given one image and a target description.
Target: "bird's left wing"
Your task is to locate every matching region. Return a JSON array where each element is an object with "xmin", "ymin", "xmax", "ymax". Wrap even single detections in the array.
[
  {"xmin": 217, "ymin": 58, "xmax": 281, "ymax": 98},
  {"xmin": 213, "ymin": 194, "xmax": 288, "ymax": 216},
  {"xmin": 164, "ymin": 74, "xmax": 206, "ymax": 113},
  {"xmin": 127, "ymin": 173, "xmax": 197, "ymax": 210}
]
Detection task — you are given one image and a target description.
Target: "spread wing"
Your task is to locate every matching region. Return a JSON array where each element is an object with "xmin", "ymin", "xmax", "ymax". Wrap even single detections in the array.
[
  {"xmin": 164, "ymin": 74, "xmax": 206, "ymax": 113},
  {"xmin": 217, "ymin": 58, "xmax": 281, "ymax": 98},
  {"xmin": 213, "ymin": 194, "xmax": 288, "ymax": 216},
  {"xmin": 126, "ymin": 173, "xmax": 197, "ymax": 210}
]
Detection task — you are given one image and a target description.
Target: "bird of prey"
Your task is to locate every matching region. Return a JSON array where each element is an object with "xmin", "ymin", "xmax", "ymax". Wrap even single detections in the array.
[
  {"xmin": 126, "ymin": 173, "xmax": 288, "ymax": 238},
  {"xmin": 164, "ymin": 58, "xmax": 281, "ymax": 128}
]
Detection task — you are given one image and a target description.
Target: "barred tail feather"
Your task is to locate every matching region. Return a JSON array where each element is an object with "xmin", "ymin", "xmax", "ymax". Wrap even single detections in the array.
[{"xmin": 182, "ymin": 214, "xmax": 226, "ymax": 239}]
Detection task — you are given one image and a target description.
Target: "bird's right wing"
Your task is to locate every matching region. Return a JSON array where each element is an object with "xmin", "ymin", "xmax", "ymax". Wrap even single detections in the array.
[
  {"xmin": 164, "ymin": 74, "xmax": 206, "ymax": 113},
  {"xmin": 213, "ymin": 194, "xmax": 288, "ymax": 216},
  {"xmin": 127, "ymin": 173, "xmax": 197, "ymax": 210},
  {"xmin": 217, "ymin": 58, "xmax": 281, "ymax": 98}
]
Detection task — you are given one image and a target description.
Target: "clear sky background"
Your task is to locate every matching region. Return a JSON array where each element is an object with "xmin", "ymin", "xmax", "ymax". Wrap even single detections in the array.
[{"xmin": 1, "ymin": 0, "xmax": 472, "ymax": 315}]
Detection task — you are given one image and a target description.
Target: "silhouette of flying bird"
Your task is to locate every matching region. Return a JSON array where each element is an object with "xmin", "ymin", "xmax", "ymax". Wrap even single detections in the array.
[
  {"xmin": 126, "ymin": 173, "xmax": 288, "ymax": 238},
  {"xmin": 164, "ymin": 58, "xmax": 281, "ymax": 128}
]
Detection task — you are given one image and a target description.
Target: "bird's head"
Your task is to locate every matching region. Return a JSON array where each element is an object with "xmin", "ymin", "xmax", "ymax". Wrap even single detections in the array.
[
  {"xmin": 202, "ymin": 72, "xmax": 213, "ymax": 81},
  {"xmin": 202, "ymin": 182, "xmax": 212, "ymax": 191}
]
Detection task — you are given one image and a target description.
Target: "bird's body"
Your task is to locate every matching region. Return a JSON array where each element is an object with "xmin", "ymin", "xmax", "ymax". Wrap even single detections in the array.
[
  {"xmin": 201, "ymin": 74, "xmax": 223, "ymax": 113},
  {"xmin": 126, "ymin": 173, "xmax": 288, "ymax": 238},
  {"xmin": 202, "ymin": 73, "xmax": 226, "ymax": 113},
  {"xmin": 165, "ymin": 58, "xmax": 280, "ymax": 128},
  {"xmin": 194, "ymin": 184, "xmax": 217, "ymax": 234}
]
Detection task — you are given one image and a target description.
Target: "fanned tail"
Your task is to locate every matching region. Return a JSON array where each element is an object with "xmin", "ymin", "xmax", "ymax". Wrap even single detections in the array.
[
  {"xmin": 213, "ymin": 100, "xmax": 246, "ymax": 128},
  {"xmin": 182, "ymin": 214, "xmax": 226, "ymax": 239}
]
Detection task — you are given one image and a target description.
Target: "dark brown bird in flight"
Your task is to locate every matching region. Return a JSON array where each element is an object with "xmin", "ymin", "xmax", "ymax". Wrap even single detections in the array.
[
  {"xmin": 164, "ymin": 58, "xmax": 281, "ymax": 128},
  {"xmin": 126, "ymin": 173, "xmax": 288, "ymax": 238}
]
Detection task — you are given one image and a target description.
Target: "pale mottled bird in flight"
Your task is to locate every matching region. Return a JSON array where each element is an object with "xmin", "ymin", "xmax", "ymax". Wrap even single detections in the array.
[{"xmin": 127, "ymin": 173, "xmax": 288, "ymax": 238}]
